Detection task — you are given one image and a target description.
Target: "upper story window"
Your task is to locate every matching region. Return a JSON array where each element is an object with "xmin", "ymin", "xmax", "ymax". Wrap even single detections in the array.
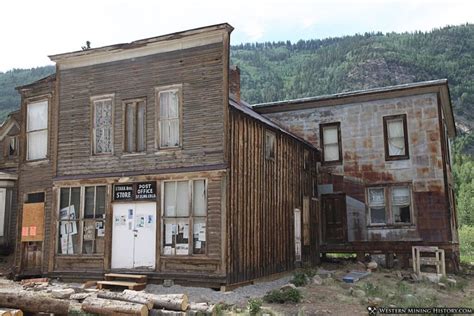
[
  {"xmin": 92, "ymin": 96, "xmax": 113, "ymax": 155},
  {"xmin": 265, "ymin": 130, "xmax": 276, "ymax": 160},
  {"xmin": 9, "ymin": 136, "xmax": 18, "ymax": 157},
  {"xmin": 157, "ymin": 86, "xmax": 181, "ymax": 148},
  {"xmin": 367, "ymin": 185, "xmax": 412, "ymax": 226},
  {"xmin": 124, "ymin": 99, "xmax": 146, "ymax": 153},
  {"xmin": 27, "ymin": 100, "xmax": 48, "ymax": 161},
  {"xmin": 383, "ymin": 114, "xmax": 409, "ymax": 160},
  {"xmin": 320, "ymin": 122, "xmax": 342, "ymax": 164}
]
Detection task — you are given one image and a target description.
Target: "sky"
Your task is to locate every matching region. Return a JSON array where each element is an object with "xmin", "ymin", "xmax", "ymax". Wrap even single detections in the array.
[{"xmin": 0, "ymin": 0, "xmax": 472, "ymax": 72}]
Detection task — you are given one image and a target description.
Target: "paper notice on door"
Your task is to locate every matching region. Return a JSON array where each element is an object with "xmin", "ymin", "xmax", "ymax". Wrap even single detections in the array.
[
  {"xmin": 146, "ymin": 215, "xmax": 154, "ymax": 228},
  {"xmin": 182, "ymin": 223, "xmax": 189, "ymax": 238},
  {"xmin": 176, "ymin": 243, "xmax": 188, "ymax": 255},
  {"xmin": 128, "ymin": 209, "xmax": 133, "ymax": 219},
  {"xmin": 136, "ymin": 215, "xmax": 145, "ymax": 228},
  {"xmin": 67, "ymin": 235, "xmax": 74, "ymax": 253},
  {"xmin": 29, "ymin": 226, "xmax": 37, "ymax": 236},
  {"xmin": 84, "ymin": 222, "xmax": 95, "ymax": 241},
  {"xmin": 60, "ymin": 236, "xmax": 68, "ymax": 254},
  {"xmin": 163, "ymin": 246, "xmax": 173, "ymax": 255},
  {"xmin": 21, "ymin": 227, "xmax": 29, "ymax": 237},
  {"xmin": 195, "ymin": 241, "xmax": 202, "ymax": 249},
  {"xmin": 198, "ymin": 224, "xmax": 206, "ymax": 241},
  {"xmin": 165, "ymin": 224, "xmax": 173, "ymax": 244},
  {"xmin": 97, "ymin": 228, "xmax": 105, "ymax": 237}
]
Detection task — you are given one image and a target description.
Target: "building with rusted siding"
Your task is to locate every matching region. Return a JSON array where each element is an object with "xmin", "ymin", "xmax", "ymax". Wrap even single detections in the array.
[
  {"xmin": 254, "ymin": 81, "xmax": 459, "ymax": 270},
  {"xmin": 8, "ymin": 23, "xmax": 319, "ymax": 287}
]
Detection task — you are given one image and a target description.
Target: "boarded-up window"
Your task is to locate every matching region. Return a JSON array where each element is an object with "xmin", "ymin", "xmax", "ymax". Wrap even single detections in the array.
[
  {"xmin": 163, "ymin": 179, "xmax": 207, "ymax": 256},
  {"xmin": 383, "ymin": 114, "xmax": 408, "ymax": 160},
  {"xmin": 265, "ymin": 130, "xmax": 276, "ymax": 160},
  {"xmin": 320, "ymin": 122, "xmax": 341, "ymax": 163},
  {"xmin": 21, "ymin": 193, "xmax": 45, "ymax": 242},
  {"xmin": 125, "ymin": 100, "xmax": 146, "ymax": 153},
  {"xmin": 27, "ymin": 100, "xmax": 48, "ymax": 160},
  {"xmin": 93, "ymin": 97, "xmax": 113, "ymax": 154},
  {"xmin": 392, "ymin": 187, "xmax": 411, "ymax": 223},
  {"xmin": 158, "ymin": 89, "xmax": 180, "ymax": 148},
  {"xmin": 58, "ymin": 186, "xmax": 106, "ymax": 255},
  {"xmin": 368, "ymin": 188, "xmax": 386, "ymax": 224}
]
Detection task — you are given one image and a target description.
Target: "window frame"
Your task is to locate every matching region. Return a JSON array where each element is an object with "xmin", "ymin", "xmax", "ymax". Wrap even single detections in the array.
[
  {"xmin": 91, "ymin": 94, "xmax": 115, "ymax": 156},
  {"xmin": 56, "ymin": 185, "xmax": 108, "ymax": 256},
  {"xmin": 265, "ymin": 130, "xmax": 276, "ymax": 160},
  {"xmin": 383, "ymin": 114, "xmax": 409, "ymax": 161},
  {"xmin": 122, "ymin": 98, "xmax": 147, "ymax": 154},
  {"xmin": 161, "ymin": 178, "xmax": 208, "ymax": 257},
  {"xmin": 155, "ymin": 85, "xmax": 183, "ymax": 150},
  {"xmin": 366, "ymin": 183, "xmax": 414, "ymax": 227},
  {"xmin": 26, "ymin": 99, "xmax": 49, "ymax": 161},
  {"xmin": 320, "ymin": 122, "xmax": 342, "ymax": 165}
]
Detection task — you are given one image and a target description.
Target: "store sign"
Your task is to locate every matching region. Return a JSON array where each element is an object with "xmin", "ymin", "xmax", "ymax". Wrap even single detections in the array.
[{"xmin": 113, "ymin": 182, "xmax": 157, "ymax": 201}]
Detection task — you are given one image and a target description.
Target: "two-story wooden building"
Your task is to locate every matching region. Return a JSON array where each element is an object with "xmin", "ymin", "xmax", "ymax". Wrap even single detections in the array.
[
  {"xmin": 11, "ymin": 23, "xmax": 319, "ymax": 287},
  {"xmin": 254, "ymin": 81, "xmax": 459, "ymax": 270}
]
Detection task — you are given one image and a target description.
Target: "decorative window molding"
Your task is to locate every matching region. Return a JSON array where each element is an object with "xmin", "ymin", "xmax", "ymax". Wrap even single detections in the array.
[
  {"xmin": 123, "ymin": 98, "xmax": 146, "ymax": 153},
  {"xmin": 26, "ymin": 100, "xmax": 48, "ymax": 161},
  {"xmin": 162, "ymin": 179, "xmax": 207, "ymax": 256},
  {"xmin": 91, "ymin": 95, "xmax": 114, "ymax": 155},
  {"xmin": 265, "ymin": 130, "xmax": 276, "ymax": 160},
  {"xmin": 155, "ymin": 85, "xmax": 182, "ymax": 149},
  {"xmin": 320, "ymin": 122, "xmax": 342, "ymax": 164},
  {"xmin": 383, "ymin": 114, "xmax": 409, "ymax": 160}
]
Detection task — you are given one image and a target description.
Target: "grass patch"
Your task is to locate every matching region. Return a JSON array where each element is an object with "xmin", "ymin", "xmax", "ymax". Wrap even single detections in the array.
[
  {"xmin": 263, "ymin": 288, "xmax": 302, "ymax": 304},
  {"xmin": 459, "ymin": 225, "xmax": 474, "ymax": 263},
  {"xmin": 247, "ymin": 298, "xmax": 263, "ymax": 315}
]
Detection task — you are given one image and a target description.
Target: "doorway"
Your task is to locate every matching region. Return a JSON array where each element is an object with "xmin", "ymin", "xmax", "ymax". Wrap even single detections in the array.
[
  {"xmin": 111, "ymin": 202, "xmax": 156, "ymax": 269},
  {"xmin": 321, "ymin": 193, "xmax": 347, "ymax": 243}
]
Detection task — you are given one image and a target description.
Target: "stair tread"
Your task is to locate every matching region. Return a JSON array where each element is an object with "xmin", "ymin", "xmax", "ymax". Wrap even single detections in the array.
[{"xmin": 104, "ymin": 273, "xmax": 148, "ymax": 279}]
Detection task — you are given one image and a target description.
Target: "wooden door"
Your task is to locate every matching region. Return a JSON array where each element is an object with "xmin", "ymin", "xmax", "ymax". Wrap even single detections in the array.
[{"xmin": 321, "ymin": 193, "xmax": 347, "ymax": 243}]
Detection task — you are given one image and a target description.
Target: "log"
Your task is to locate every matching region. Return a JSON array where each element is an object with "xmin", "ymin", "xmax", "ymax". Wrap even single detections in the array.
[
  {"xmin": 98, "ymin": 290, "xmax": 154, "ymax": 310},
  {"xmin": 0, "ymin": 309, "xmax": 12, "ymax": 316},
  {"xmin": 188, "ymin": 303, "xmax": 216, "ymax": 315},
  {"xmin": 8, "ymin": 310, "xmax": 23, "ymax": 316},
  {"xmin": 123, "ymin": 290, "xmax": 188, "ymax": 312},
  {"xmin": 82, "ymin": 297, "xmax": 148, "ymax": 316},
  {"xmin": 0, "ymin": 291, "xmax": 69, "ymax": 314},
  {"xmin": 150, "ymin": 310, "xmax": 186, "ymax": 316}
]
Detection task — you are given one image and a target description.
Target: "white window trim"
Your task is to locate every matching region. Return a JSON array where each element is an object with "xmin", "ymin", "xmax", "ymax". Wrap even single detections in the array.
[
  {"xmin": 91, "ymin": 94, "xmax": 115, "ymax": 156},
  {"xmin": 161, "ymin": 178, "xmax": 208, "ymax": 257},
  {"xmin": 26, "ymin": 98, "xmax": 49, "ymax": 161},
  {"xmin": 155, "ymin": 84, "xmax": 182, "ymax": 150}
]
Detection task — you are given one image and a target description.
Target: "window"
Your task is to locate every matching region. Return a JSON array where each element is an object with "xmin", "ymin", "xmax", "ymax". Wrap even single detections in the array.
[
  {"xmin": 124, "ymin": 99, "xmax": 146, "ymax": 153},
  {"xmin": 367, "ymin": 185, "xmax": 412, "ymax": 225},
  {"xmin": 92, "ymin": 96, "xmax": 113, "ymax": 154},
  {"xmin": 157, "ymin": 87, "xmax": 181, "ymax": 148},
  {"xmin": 27, "ymin": 100, "xmax": 48, "ymax": 160},
  {"xmin": 162, "ymin": 179, "xmax": 207, "ymax": 256},
  {"xmin": 58, "ymin": 186, "xmax": 106, "ymax": 255},
  {"xmin": 383, "ymin": 114, "xmax": 409, "ymax": 160},
  {"xmin": 265, "ymin": 131, "xmax": 276, "ymax": 160},
  {"xmin": 320, "ymin": 122, "xmax": 341, "ymax": 164},
  {"xmin": 9, "ymin": 136, "xmax": 18, "ymax": 157}
]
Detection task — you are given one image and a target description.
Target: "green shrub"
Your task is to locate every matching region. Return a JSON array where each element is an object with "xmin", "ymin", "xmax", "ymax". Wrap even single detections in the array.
[
  {"xmin": 290, "ymin": 271, "xmax": 309, "ymax": 287},
  {"xmin": 459, "ymin": 225, "xmax": 474, "ymax": 263},
  {"xmin": 263, "ymin": 288, "xmax": 302, "ymax": 304},
  {"xmin": 247, "ymin": 298, "xmax": 263, "ymax": 314}
]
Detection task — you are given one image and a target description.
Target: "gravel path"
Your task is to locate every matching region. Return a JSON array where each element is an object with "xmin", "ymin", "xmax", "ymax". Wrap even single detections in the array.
[{"xmin": 145, "ymin": 274, "xmax": 292, "ymax": 306}]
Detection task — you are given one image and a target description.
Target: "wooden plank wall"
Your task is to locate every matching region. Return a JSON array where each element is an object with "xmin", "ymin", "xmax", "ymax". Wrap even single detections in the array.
[
  {"xmin": 57, "ymin": 43, "xmax": 226, "ymax": 177},
  {"xmin": 227, "ymin": 108, "xmax": 318, "ymax": 284}
]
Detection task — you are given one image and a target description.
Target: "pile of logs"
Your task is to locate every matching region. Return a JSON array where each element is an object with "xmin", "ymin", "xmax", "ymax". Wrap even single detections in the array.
[{"xmin": 0, "ymin": 289, "xmax": 215, "ymax": 316}]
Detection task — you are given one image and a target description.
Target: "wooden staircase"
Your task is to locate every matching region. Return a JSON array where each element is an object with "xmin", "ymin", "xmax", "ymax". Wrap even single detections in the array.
[{"xmin": 97, "ymin": 273, "xmax": 148, "ymax": 291}]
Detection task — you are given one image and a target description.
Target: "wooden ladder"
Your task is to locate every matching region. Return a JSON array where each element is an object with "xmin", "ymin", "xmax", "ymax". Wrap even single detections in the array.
[{"xmin": 97, "ymin": 273, "xmax": 148, "ymax": 291}]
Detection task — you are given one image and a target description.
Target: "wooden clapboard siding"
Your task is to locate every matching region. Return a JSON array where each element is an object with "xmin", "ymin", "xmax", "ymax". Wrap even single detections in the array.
[
  {"xmin": 227, "ymin": 107, "xmax": 318, "ymax": 284},
  {"xmin": 15, "ymin": 75, "xmax": 57, "ymax": 274},
  {"xmin": 56, "ymin": 43, "xmax": 226, "ymax": 177}
]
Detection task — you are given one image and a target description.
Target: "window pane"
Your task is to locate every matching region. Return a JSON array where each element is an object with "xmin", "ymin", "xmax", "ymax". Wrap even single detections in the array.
[
  {"xmin": 168, "ymin": 91, "xmax": 179, "ymax": 119},
  {"xmin": 193, "ymin": 180, "xmax": 206, "ymax": 216},
  {"xmin": 176, "ymin": 181, "xmax": 189, "ymax": 217},
  {"xmin": 96, "ymin": 186, "xmax": 106, "ymax": 218},
  {"xmin": 83, "ymin": 220, "xmax": 96, "ymax": 254},
  {"xmin": 388, "ymin": 120, "xmax": 404, "ymax": 138},
  {"xmin": 193, "ymin": 218, "xmax": 206, "ymax": 254},
  {"xmin": 27, "ymin": 101, "xmax": 48, "ymax": 131},
  {"xmin": 94, "ymin": 99, "xmax": 112, "ymax": 154},
  {"xmin": 323, "ymin": 127, "xmax": 338, "ymax": 144},
  {"xmin": 164, "ymin": 182, "xmax": 176, "ymax": 217},
  {"xmin": 60, "ymin": 188, "xmax": 70, "ymax": 210},
  {"xmin": 169, "ymin": 119, "xmax": 179, "ymax": 147},
  {"xmin": 387, "ymin": 120, "xmax": 405, "ymax": 156},
  {"xmin": 58, "ymin": 220, "xmax": 80, "ymax": 254},
  {"xmin": 70, "ymin": 187, "xmax": 81, "ymax": 220},
  {"xmin": 160, "ymin": 92, "xmax": 170, "ymax": 119},
  {"xmin": 176, "ymin": 220, "xmax": 189, "ymax": 255},
  {"xmin": 369, "ymin": 188, "xmax": 385, "ymax": 206},
  {"xmin": 137, "ymin": 102, "xmax": 146, "ymax": 152},
  {"xmin": 324, "ymin": 144, "xmax": 339, "ymax": 161},
  {"xmin": 160, "ymin": 121, "xmax": 170, "ymax": 147},
  {"xmin": 370, "ymin": 207, "xmax": 386, "ymax": 224},
  {"xmin": 84, "ymin": 187, "xmax": 95, "ymax": 219},
  {"xmin": 27, "ymin": 130, "xmax": 47, "ymax": 160},
  {"xmin": 163, "ymin": 218, "xmax": 177, "ymax": 255},
  {"xmin": 392, "ymin": 187, "xmax": 410, "ymax": 205},
  {"xmin": 393, "ymin": 205, "xmax": 411, "ymax": 223},
  {"xmin": 126, "ymin": 103, "xmax": 136, "ymax": 152}
]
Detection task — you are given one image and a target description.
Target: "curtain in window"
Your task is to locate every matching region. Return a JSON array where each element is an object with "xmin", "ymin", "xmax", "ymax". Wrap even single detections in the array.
[
  {"xmin": 137, "ymin": 102, "xmax": 146, "ymax": 152},
  {"xmin": 391, "ymin": 187, "xmax": 410, "ymax": 205},
  {"xmin": 95, "ymin": 99, "xmax": 113, "ymax": 153},
  {"xmin": 27, "ymin": 101, "xmax": 48, "ymax": 160},
  {"xmin": 323, "ymin": 127, "xmax": 339, "ymax": 161},
  {"xmin": 160, "ymin": 91, "xmax": 179, "ymax": 147},
  {"xmin": 369, "ymin": 188, "xmax": 385, "ymax": 205},
  {"xmin": 387, "ymin": 120, "xmax": 405, "ymax": 156}
]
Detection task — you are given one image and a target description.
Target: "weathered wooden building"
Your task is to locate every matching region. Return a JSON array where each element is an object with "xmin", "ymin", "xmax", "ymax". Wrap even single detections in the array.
[
  {"xmin": 254, "ymin": 81, "xmax": 460, "ymax": 270},
  {"xmin": 9, "ymin": 23, "xmax": 319, "ymax": 287}
]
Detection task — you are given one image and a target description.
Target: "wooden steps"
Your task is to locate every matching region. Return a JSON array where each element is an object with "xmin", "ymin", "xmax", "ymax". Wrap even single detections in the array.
[{"xmin": 97, "ymin": 273, "xmax": 148, "ymax": 291}]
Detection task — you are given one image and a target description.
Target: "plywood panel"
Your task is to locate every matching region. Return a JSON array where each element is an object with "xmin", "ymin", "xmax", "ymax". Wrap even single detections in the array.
[{"xmin": 21, "ymin": 203, "xmax": 45, "ymax": 242}]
